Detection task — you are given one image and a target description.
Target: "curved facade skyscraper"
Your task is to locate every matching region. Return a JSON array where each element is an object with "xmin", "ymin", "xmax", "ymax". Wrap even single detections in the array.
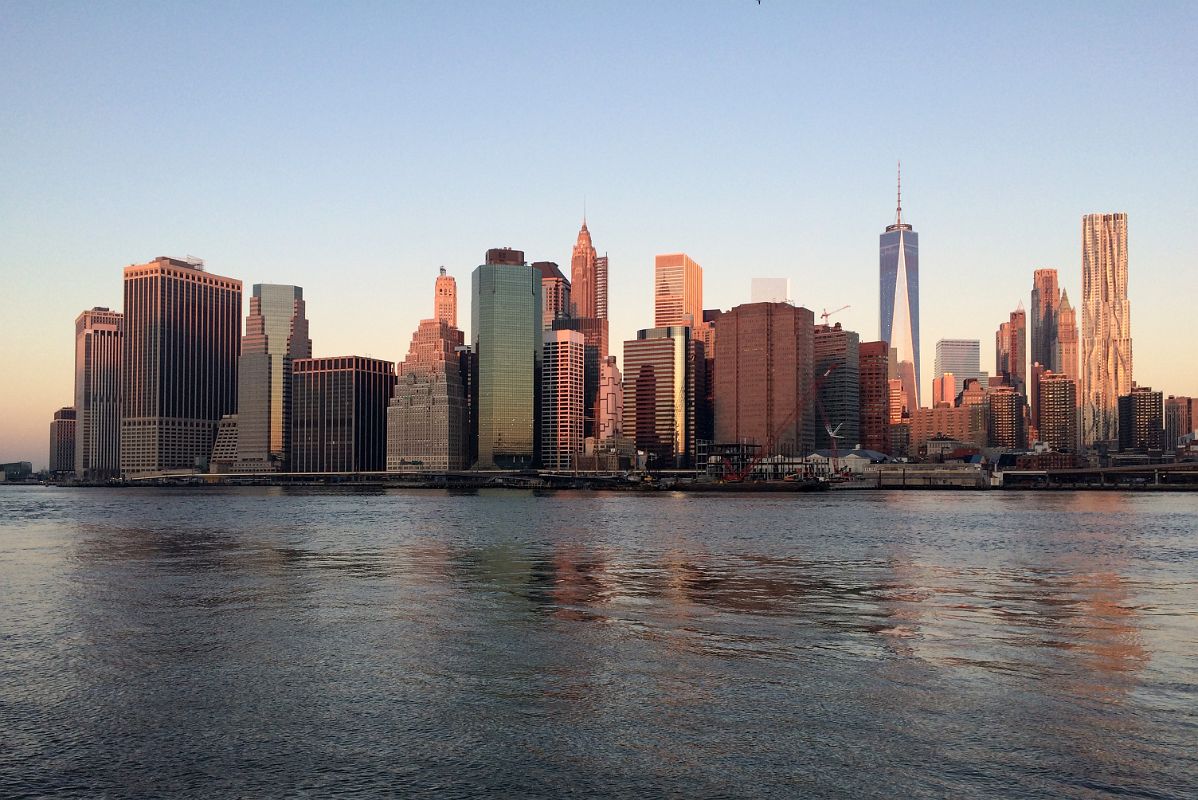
[
  {"xmin": 879, "ymin": 170, "xmax": 920, "ymax": 410},
  {"xmin": 1081, "ymin": 212, "xmax": 1132, "ymax": 447}
]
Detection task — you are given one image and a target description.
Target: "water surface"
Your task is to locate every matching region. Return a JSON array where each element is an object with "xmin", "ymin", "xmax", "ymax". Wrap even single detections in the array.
[{"xmin": 1, "ymin": 487, "xmax": 1195, "ymax": 798}]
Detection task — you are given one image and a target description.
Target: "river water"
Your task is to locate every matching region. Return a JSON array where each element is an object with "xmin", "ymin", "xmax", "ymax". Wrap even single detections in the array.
[{"xmin": 0, "ymin": 486, "xmax": 1195, "ymax": 798}]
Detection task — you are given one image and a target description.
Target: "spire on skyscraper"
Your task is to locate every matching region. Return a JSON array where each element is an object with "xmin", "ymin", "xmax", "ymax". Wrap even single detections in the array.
[{"xmin": 896, "ymin": 160, "xmax": 902, "ymax": 226}]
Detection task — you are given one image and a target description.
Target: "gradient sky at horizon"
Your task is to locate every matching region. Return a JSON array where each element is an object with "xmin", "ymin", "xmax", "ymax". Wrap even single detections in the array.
[{"xmin": 2, "ymin": 1, "xmax": 1196, "ymax": 467}]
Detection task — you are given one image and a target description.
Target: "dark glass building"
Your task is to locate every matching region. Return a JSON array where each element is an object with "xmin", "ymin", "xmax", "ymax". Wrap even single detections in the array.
[
  {"xmin": 291, "ymin": 356, "xmax": 396, "ymax": 472},
  {"xmin": 49, "ymin": 407, "xmax": 76, "ymax": 476},
  {"xmin": 879, "ymin": 174, "xmax": 920, "ymax": 409},
  {"xmin": 120, "ymin": 257, "xmax": 241, "ymax": 477},
  {"xmin": 1118, "ymin": 385, "xmax": 1163, "ymax": 452}
]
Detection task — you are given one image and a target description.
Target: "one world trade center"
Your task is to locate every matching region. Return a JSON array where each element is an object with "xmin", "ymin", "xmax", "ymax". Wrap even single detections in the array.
[{"xmin": 879, "ymin": 166, "xmax": 920, "ymax": 411}]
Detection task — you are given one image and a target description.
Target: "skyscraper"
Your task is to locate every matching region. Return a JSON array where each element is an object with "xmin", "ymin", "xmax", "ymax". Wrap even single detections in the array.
[
  {"xmin": 713, "ymin": 303, "xmax": 816, "ymax": 456},
  {"xmin": 596, "ymin": 355, "xmax": 623, "ymax": 443},
  {"xmin": 534, "ymin": 261, "xmax": 571, "ymax": 330},
  {"xmin": 623, "ymin": 326, "xmax": 701, "ymax": 467},
  {"xmin": 654, "ymin": 253, "xmax": 704, "ymax": 329},
  {"xmin": 813, "ymin": 322, "xmax": 860, "ymax": 451},
  {"xmin": 472, "ymin": 248, "xmax": 542, "ymax": 469},
  {"xmin": 541, "ymin": 329, "xmax": 586, "ymax": 470},
  {"xmin": 49, "ymin": 407, "xmax": 76, "ymax": 476},
  {"xmin": 291, "ymin": 356, "xmax": 395, "ymax": 472},
  {"xmin": 1164, "ymin": 396, "xmax": 1195, "ymax": 449},
  {"xmin": 1082, "ymin": 212, "xmax": 1132, "ymax": 447},
  {"xmin": 387, "ymin": 270, "xmax": 468, "ymax": 473},
  {"xmin": 1058, "ymin": 290, "xmax": 1080, "ymax": 388},
  {"xmin": 933, "ymin": 339, "xmax": 987, "ymax": 394},
  {"xmin": 987, "ymin": 385, "xmax": 1026, "ymax": 450},
  {"xmin": 858, "ymin": 341, "xmax": 892, "ymax": 454},
  {"xmin": 1030, "ymin": 269, "xmax": 1061, "ymax": 372},
  {"xmin": 435, "ymin": 267, "xmax": 457, "ymax": 328},
  {"xmin": 120, "ymin": 257, "xmax": 241, "ymax": 477},
  {"xmin": 74, "ymin": 307, "xmax": 123, "ymax": 480},
  {"xmin": 236, "ymin": 284, "xmax": 311, "ymax": 470},
  {"xmin": 879, "ymin": 168, "xmax": 920, "ymax": 409},
  {"xmin": 1038, "ymin": 372, "xmax": 1078, "ymax": 453},
  {"xmin": 570, "ymin": 220, "xmax": 606, "ymax": 320}
]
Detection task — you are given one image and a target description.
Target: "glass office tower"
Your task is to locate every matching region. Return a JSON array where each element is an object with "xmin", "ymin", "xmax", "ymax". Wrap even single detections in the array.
[
  {"xmin": 879, "ymin": 172, "xmax": 920, "ymax": 410},
  {"xmin": 472, "ymin": 249, "xmax": 542, "ymax": 469}
]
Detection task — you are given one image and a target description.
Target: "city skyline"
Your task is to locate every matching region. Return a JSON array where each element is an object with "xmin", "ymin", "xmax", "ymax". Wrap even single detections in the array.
[{"xmin": 3, "ymin": 4, "xmax": 1196, "ymax": 466}]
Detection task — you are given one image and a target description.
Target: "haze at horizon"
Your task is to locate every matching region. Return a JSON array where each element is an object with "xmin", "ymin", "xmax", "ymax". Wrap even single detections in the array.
[{"xmin": 2, "ymin": 1, "xmax": 1196, "ymax": 466}]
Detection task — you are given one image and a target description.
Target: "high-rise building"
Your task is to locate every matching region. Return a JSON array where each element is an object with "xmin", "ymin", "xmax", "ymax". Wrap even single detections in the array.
[
  {"xmin": 120, "ymin": 256, "xmax": 241, "ymax": 477},
  {"xmin": 1058, "ymin": 290, "xmax": 1080, "ymax": 389},
  {"xmin": 387, "ymin": 272, "xmax": 468, "ymax": 473},
  {"xmin": 932, "ymin": 374, "xmax": 956, "ymax": 407},
  {"xmin": 472, "ymin": 248, "xmax": 542, "ymax": 469},
  {"xmin": 1082, "ymin": 212, "xmax": 1132, "ymax": 447},
  {"xmin": 552, "ymin": 317, "xmax": 608, "ymax": 439},
  {"xmin": 596, "ymin": 355, "xmax": 623, "ymax": 443},
  {"xmin": 291, "ymin": 356, "xmax": 395, "ymax": 472},
  {"xmin": 655, "ymin": 253, "xmax": 704, "ymax": 329},
  {"xmin": 858, "ymin": 341, "xmax": 891, "ymax": 454},
  {"xmin": 74, "ymin": 307, "xmax": 123, "ymax": 480},
  {"xmin": 932, "ymin": 339, "xmax": 987, "ymax": 397},
  {"xmin": 236, "ymin": 284, "xmax": 311, "ymax": 470},
  {"xmin": 541, "ymin": 329, "xmax": 586, "ymax": 470},
  {"xmin": 909, "ymin": 406, "xmax": 973, "ymax": 455},
  {"xmin": 1117, "ymin": 385, "xmax": 1162, "ymax": 452},
  {"xmin": 1038, "ymin": 372, "xmax": 1078, "ymax": 453},
  {"xmin": 435, "ymin": 267, "xmax": 457, "ymax": 328},
  {"xmin": 570, "ymin": 220, "xmax": 607, "ymax": 320},
  {"xmin": 1164, "ymin": 396, "xmax": 1195, "ymax": 450},
  {"xmin": 1030, "ymin": 269, "xmax": 1061, "ymax": 372},
  {"xmin": 623, "ymin": 326, "xmax": 701, "ymax": 467},
  {"xmin": 713, "ymin": 303, "xmax": 816, "ymax": 456},
  {"xmin": 534, "ymin": 261, "xmax": 571, "ymax": 330},
  {"xmin": 879, "ymin": 168, "xmax": 921, "ymax": 409},
  {"xmin": 995, "ymin": 307, "xmax": 1027, "ymax": 393},
  {"xmin": 750, "ymin": 278, "xmax": 790, "ymax": 304},
  {"xmin": 987, "ymin": 385, "xmax": 1027, "ymax": 450},
  {"xmin": 813, "ymin": 322, "xmax": 860, "ymax": 451},
  {"xmin": 49, "ymin": 407, "xmax": 76, "ymax": 476}
]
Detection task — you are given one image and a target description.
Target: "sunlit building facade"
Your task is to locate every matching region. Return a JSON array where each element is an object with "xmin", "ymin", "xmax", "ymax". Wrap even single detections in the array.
[
  {"xmin": 858, "ymin": 341, "xmax": 891, "ymax": 454},
  {"xmin": 713, "ymin": 303, "xmax": 816, "ymax": 456},
  {"xmin": 120, "ymin": 257, "xmax": 241, "ymax": 477},
  {"xmin": 387, "ymin": 317, "xmax": 468, "ymax": 473},
  {"xmin": 654, "ymin": 253, "xmax": 704, "ymax": 329},
  {"xmin": 1164, "ymin": 396, "xmax": 1195, "ymax": 449},
  {"xmin": 623, "ymin": 326, "xmax": 702, "ymax": 467},
  {"xmin": 1038, "ymin": 372, "xmax": 1078, "ymax": 452},
  {"xmin": 1082, "ymin": 212, "xmax": 1132, "ymax": 447},
  {"xmin": 74, "ymin": 307, "xmax": 123, "ymax": 480},
  {"xmin": 541, "ymin": 329, "xmax": 586, "ymax": 470}
]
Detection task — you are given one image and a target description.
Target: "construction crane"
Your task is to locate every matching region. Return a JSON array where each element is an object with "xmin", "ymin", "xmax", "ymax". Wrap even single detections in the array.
[{"xmin": 820, "ymin": 305, "xmax": 850, "ymax": 325}]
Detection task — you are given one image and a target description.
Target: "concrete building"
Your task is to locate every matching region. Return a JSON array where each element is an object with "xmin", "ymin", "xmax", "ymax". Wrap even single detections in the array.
[
  {"xmin": 880, "ymin": 169, "xmax": 921, "ymax": 409},
  {"xmin": 596, "ymin": 355, "xmax": 623, "ymax": 443},
  {"xmin": 1038, "ymin": 372, "xmax": 1078, "ymax": 453},
  {"xmin": 1082, "ymin": 212, "xmax": 1132, "ymax": 447},
  {"xmin": 1058, "ymin": 290, "xmax": 1080, "ymax": 390},
  {"xmin": 435, "ymin": 267, "xmax": 457, "ymax": 328},
  {"xmin": 713, "ymin": 302, "xmax": 816, "ymax": 457},
  {"xmin": 386, "ymin": 272, "xmax": 469, "ymax": 474},
  {"xmin": 291, "ymin": 356, "xmax": 395, "ymax": 472},
  {"xmin": 996, "ymin": 306, "xmax": 1027, "ymax": 393},
  {"xmin": 909, "ymin": 406, "xmax": 974, "ymax": 456},
  {"xmin": 534, "ymin": 261, "xmax": 571, "ymax": 330},
  {"xmin": 813, "ymin": 322, "xmax": 860, "ymax": 451},
  {"xmin": 932, "ymin": 374, "xmax": 956, "ymax": 408},
  {"xmin": 541, "ymin": 329, "xmax": 586, "ymax": 470},
  {"xmin": 987, "ymin": 385, "xmax": 1027, "ymax": 450},
  {"xmin": 623, "ymin": 326, "xmax": 702, "ymax": 467},
  {"xmin": 74, "ymin": 307, "xmax": 123, "ymax": 480},
  {"xmin": 1165, "ymin": 396, "xmax": 1195, "ymax": 449},
  {"xmin": 1117, "ymin": 385, "xmax": 1163, "ymax": 452},
  {"xmin": 49, "ymin": 407, "xmax": 76, "ymax": 476},
  {"xmin": 120, "ymin": 256, "xmax": 241, "ymax": 477},
  {"xmin": 933, "ymin": 339, "xmax": 987, "ymax": 390},
  {"xmin": 235, "ymin": 284, "xmax": 311, "ymax": 471},
  {"xmin": 472, "ymin": 248, "xmax": 542, "ymax": 469},
  {"xmin": 1030, "ymin": 269, "xmax": 1061, "ymax": 373},
  {"xmin": 858, "ymin": 341, "xmax": 892, "ymax": 455}
]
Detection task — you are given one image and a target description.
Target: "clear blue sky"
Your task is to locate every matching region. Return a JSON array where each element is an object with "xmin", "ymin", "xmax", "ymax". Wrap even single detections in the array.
[{"xmin": 2, "ymin": 1, "xmax": 1196, "ymax": 466}]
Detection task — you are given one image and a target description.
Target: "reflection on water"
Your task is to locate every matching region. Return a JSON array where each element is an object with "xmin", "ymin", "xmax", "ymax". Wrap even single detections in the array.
[{"xmin": 0, "ymin": 487, "xmax": 1195, "ymax": 799}]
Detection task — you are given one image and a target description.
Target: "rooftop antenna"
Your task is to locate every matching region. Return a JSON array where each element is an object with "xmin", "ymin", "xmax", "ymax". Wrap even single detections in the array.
[{"xmin": 896, "ymin": 160, "xmax": 902, "ymax": 226}]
